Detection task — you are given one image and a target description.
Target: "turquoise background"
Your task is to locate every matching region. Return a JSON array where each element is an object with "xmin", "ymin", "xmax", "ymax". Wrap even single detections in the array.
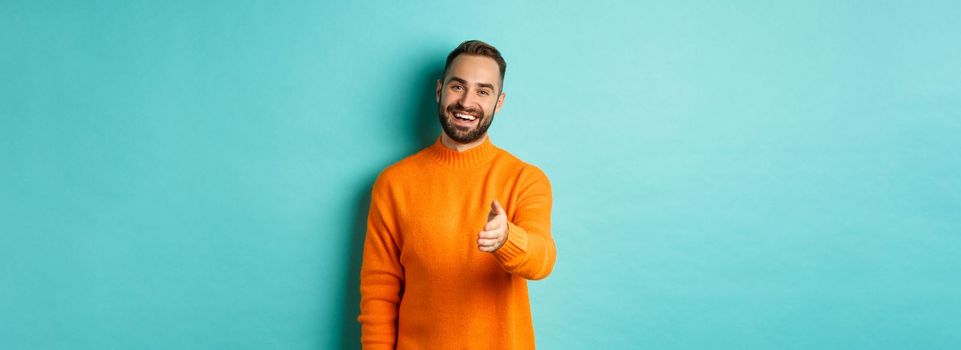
[{"xmin": 2, "ymin": 1, "xmax": 959, "ymax": 349}]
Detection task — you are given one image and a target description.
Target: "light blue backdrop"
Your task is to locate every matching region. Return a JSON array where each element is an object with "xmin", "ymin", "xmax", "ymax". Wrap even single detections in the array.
[{"xmin": 2, "ymin": 1, "xmax": 959, "ymax": 349}]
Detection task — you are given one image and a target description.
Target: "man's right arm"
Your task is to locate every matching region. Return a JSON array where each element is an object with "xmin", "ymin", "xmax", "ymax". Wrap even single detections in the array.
[{"xmin": 357, "ymin": 174, "xmax": 403, "ymax": 349}]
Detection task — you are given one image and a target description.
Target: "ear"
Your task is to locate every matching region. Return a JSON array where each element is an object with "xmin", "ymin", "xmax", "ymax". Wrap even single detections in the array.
[
  {"xmin": 494, "ymin": 91, "xmax": 506, "ymax": 114},
  {"xmin": 435, "ymin": 79, "xmax": 442, "ymax": 103}
]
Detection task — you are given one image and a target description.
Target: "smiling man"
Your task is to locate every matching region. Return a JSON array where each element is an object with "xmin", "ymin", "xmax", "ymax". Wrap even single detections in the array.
[{"xmin": 357, "ymin": 40, "xmax": 557, "ymax": 349}]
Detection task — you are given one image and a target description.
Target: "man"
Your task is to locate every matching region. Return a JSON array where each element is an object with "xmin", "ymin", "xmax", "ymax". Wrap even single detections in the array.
[{"xmin": 358, "ymin": 40, "xmax": 556, "ymax": 349}]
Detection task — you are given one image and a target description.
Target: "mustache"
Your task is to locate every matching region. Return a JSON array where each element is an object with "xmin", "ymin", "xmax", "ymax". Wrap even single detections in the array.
[{"xmin": 448, "ymin": 105, "xmax": 482, "ymax": 116}]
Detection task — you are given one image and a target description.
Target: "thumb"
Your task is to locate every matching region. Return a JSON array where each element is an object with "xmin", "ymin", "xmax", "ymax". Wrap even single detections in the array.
[{"xmin": 491, "ymin": 199, "xmax": 505, "ymax": 216}]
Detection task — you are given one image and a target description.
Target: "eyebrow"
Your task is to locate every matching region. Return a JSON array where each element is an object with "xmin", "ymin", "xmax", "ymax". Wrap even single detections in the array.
[{"xmin": 448, "ymin": 76, "xmax": 497, "ymax": 91}]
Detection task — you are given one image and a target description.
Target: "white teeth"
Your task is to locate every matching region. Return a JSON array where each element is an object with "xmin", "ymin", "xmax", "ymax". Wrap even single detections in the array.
[{"xmin": 455, "ymin": 113, "xmax": 477, "ymax": 121}]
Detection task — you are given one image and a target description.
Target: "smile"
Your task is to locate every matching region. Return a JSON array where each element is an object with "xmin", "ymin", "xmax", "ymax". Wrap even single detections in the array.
[{"xmin": 454, "ymin": 113, "xmax": 477, "ymax": 121}]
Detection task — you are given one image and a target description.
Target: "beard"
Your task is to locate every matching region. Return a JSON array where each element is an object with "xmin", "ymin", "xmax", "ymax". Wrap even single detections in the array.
[{"xmin": 437, "ymin": 103, "xmax": 495, "ymax": 144}]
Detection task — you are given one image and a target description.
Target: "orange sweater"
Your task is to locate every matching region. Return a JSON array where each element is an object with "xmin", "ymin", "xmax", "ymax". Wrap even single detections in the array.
[{"xmin": 358, "ymin": 135, "xmax": 556, "ymax": 349}]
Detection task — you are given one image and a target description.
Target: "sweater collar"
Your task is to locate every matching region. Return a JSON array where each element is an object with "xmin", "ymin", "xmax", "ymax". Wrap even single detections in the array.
[{"xmin": 426, "ymin": 134, "xmax": 499, "ymax": 168}]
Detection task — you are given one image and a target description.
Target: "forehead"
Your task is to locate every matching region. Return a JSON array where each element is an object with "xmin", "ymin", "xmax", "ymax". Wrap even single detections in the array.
[{"xmin": 444, "ymin": 55, "xmax": 502, "ymax": 89}]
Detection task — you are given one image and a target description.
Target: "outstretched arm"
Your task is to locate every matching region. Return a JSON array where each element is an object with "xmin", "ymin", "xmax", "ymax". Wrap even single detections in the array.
[{"xmin": 477, "ymin": 167, "xmax": 556, "ymax": 280}]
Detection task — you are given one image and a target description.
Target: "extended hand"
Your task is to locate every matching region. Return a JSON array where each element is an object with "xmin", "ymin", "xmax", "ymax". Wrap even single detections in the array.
[{"xmin": 478, "ymin": 200, "xmax": 508, "ymax": 253}]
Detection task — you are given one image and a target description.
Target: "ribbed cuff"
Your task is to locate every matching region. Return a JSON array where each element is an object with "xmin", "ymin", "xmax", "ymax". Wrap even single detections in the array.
[{"xmin": 493, "ymin": 222, "xmax": 529, "ymax": 265}]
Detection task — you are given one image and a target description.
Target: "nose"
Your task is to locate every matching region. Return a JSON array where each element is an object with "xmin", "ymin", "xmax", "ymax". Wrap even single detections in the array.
[{"xmin": 456, "ymin": 88, "xmax": 475, "ymax": 107}]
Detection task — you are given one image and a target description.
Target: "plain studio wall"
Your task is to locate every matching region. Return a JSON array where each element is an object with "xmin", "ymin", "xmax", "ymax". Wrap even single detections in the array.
[{"xmin": 2, "ymin": 1, "xmax": 959, "ymax": 349}]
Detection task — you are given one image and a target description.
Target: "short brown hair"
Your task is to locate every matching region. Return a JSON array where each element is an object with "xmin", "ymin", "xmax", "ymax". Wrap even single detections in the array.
[{"xmin": 443, "ymin": 40, "xmax": 507, "ymax": 87}]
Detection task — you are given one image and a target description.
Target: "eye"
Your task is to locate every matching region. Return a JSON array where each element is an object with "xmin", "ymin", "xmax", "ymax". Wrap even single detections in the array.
[
  {"xmin": 451, "ymin": 85, "xmax": 464, "ymax": 91},
  {"xmin": 479, "ymin": 90, "xmax": 490, "ymax": 96}
]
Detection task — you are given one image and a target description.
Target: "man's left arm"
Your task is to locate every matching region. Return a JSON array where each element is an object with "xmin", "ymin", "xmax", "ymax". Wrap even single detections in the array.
[{"xmin": 489, "ymin": 166, "xmax": 556, "ymax": 280}]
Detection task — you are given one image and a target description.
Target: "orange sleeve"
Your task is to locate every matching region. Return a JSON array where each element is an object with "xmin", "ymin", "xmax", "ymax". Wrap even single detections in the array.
[
  {"xmin": 357, "ymin": 174, "xmax": 403, "ymax": 349},
  {"xmin": 493, "ymin": 166, "xmax": 556, "ymax": 280}
]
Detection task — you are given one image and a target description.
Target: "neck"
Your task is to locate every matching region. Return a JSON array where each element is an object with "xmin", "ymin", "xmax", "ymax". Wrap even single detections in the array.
[{"xmin": 440, "ymin": 132, "xmax": 488, "ymax": 152}]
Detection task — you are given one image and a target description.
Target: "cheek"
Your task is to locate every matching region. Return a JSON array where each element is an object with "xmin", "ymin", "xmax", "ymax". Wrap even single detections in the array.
[{"xmin": 439, "ymin": 100, "xmax": 455, "ymax": 115}]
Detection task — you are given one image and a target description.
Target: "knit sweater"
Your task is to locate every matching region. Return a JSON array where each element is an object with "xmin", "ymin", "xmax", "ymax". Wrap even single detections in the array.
[{"xmin": 358, "ymin": 135, "xmax": 556, "ymax": 349}]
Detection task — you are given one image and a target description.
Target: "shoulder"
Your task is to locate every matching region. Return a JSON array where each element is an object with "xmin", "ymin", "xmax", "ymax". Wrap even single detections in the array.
[
  {"xmin": 494, "ymin": 148, "xmax": 552, "ymax": 187},
  {"xmin": 372, "ymin": 148, "xmax": 430, "ymax": 190}
]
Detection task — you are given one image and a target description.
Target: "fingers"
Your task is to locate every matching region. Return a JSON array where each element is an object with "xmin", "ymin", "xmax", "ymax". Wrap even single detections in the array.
[
  {"xmin": 477, "ymin": 235, "xmax": 501, "ymax": 252},
  {"xmin": 486, "ymin": 200, "xmax": 506, "ymax": 228},
  {"xmin": 484, "ymin": 220, "xmax": 504, "ymax": 232},
  {"xmin": 478, "ymin": 229, "xmax": 501, "ymax": 240},
  {"xmin": 491, "ymin": 199, "xmax": 505, "ymax": 215},
  {"xmin": 477, "ymin": 238, "xmax": 499, "ymax": 247},
  {"xmin": 478, "ymin": 229, "xmax": 503, "ymax": 252},
  {"xmin": 480, "ymin": 200, "xmax": 507, "ymax": 253},
  {"xmin": 478, "ymin": 244, "xmax": 498, "ymax": 253}
]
